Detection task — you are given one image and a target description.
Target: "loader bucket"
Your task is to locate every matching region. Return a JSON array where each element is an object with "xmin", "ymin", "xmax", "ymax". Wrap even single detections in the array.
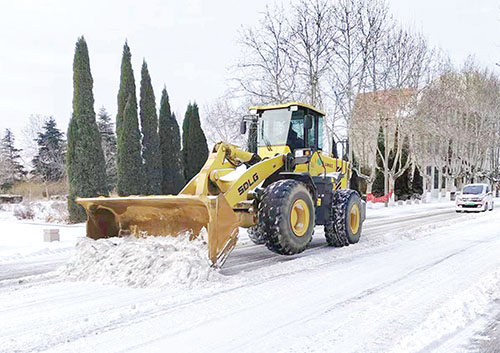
[{"xmin": 76, "ymin": 195, "xmax": 240, "ymax": 267}]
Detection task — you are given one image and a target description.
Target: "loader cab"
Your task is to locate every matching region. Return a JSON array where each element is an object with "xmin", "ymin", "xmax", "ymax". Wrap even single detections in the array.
[{"xmin": 247, "ymin": 102, "xmax": 325, "ymax": 158}]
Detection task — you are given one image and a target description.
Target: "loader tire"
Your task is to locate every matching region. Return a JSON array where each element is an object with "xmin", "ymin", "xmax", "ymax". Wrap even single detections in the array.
[
  {"xmin": 324, "ymin": 189, "xmax": 363, "ymax": 247},
  {"xmin": 258, "ymin": 180, "xmax": 314, "ymax": 255},
  {"xmin": 247, "ymin": 227, "xmax": 266, "ymax": 245}
]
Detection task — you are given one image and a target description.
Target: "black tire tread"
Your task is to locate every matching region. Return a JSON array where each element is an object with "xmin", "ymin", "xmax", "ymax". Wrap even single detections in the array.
[
  {"xmin": 247, "ymin": 227, "xmax": 266, "ymax": 245},
  {"xmin": 324, "ymin": 189, "xmax": 362, "ymax": 247},
  {"xmin": 258, "ymin": 180, "xmax": 313, "ymax": 255}
]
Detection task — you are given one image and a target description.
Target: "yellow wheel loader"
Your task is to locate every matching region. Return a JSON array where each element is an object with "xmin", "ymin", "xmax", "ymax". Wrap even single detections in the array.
[{"xmin": 77, "ymin": 102, "xmax": 365, "ymax": 267}]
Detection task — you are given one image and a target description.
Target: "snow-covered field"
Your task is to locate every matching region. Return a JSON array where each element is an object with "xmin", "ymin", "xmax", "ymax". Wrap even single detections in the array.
[{"xmin": 0, "ymin": 199, "xmax": 499, "ymax": 352}]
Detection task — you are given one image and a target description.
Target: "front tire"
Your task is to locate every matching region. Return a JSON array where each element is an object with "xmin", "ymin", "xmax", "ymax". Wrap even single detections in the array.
[
  {"xmin": 247, "ymin": 227, "xmax": 266, "ymax": 245},
  {"xmin": 258, "ymin": 180, "xmax": 314, "ymax": 255},
  {"xmin": 324, "ymin": 190, "xmax": 363, "ymax": 247}
]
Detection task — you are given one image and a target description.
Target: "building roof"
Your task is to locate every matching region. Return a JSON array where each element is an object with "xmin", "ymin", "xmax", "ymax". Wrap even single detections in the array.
[{"xmin": 351, "ymin": 88, "xmax": 416, "ymax": 122}]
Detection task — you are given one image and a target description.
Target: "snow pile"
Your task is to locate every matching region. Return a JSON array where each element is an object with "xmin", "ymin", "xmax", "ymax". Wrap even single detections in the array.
[
  {"xmin": 5, "ymin": 201, "xmax": 69, "ymax": 223},
  {"xmin": 0, "ymin": 204, "xmax": 18, "ymax": 221},
  {"xmin": 61, "ymin": 232, "xmax": 223, "ymax": 288},
  {"xmin": 31, "ymin": 201, "xmax": 68, "ymax": 223},
  {"xmin": 391, "ymin": 267, "xmax": 500, "ymax": 353}
]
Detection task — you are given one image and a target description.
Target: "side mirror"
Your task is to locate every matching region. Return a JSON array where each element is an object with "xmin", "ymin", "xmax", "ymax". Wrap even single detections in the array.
[
  {"xmin": 304, "ymin": 114, "xmax": 313, "ymax": 130},
  {"xmin": 240, "ymin": 119, "xmax": 247, "ymax": 135}
]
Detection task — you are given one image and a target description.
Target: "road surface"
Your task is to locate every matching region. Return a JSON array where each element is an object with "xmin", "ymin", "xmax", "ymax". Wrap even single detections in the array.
[{"xmin": 0, "ymin": 201, "xmax": 499, "ymax": 352}]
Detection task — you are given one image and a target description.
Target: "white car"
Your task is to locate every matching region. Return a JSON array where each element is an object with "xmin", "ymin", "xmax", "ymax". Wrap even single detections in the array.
[{"xmin": 455, "ymin": 183, "xmax": 494, "ymax": 212}]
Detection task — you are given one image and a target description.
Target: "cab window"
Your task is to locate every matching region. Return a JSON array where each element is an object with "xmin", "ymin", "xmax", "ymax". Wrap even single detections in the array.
[
  {"xmin": 258, "ymin": 109, "xmax": 292, "ymax": 147},
  {"xmin": 306, "ymin": 116, "xmax": 315, "ymax": 149},
  {"xmin": 287, "ymin": 111, "xmax": 305, "ymax": 151},
  {"xmin": 306, "ymin": 116, "xmax": 323, "ymax": 150}
]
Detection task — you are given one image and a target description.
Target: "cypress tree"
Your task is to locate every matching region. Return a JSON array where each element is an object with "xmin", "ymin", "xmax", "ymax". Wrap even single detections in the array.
[
  {"xmin": 395, "ymin": 136, "xmax": 411, "ymax": 199},
  {"xmin": 139, "ymin": 60, "xmax": 162, "ymax": 194},
  {"xmin": 67, "ymin": 36, "xmax": 108, "ymax": 222},
  {"xmin": 182, "ymin": 103, "xmax": 209, "ymax": 182},
  {"xmin": 372, "ymin": 126, "xmax": 385, "ymax": 197},
  {"xmin": 97, "ymin": 107, "xmax": 117, "ymax": 192},
  {"xmin": 349, "ymin": 151, "xmax": 361, "ymax": 195},
  {"xmin": 158, "ymin": 87, "xmax": 184, "ymax": 194},
  {"xmin": 116, "ymin": 42, "xmax": 143, "ymax": 196},
  {"xmin": 412, "ymin": 166, "xmax": 424, "ymax": 195}
]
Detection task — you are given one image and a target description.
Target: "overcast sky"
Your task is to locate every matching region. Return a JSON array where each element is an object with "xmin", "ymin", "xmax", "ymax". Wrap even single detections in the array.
[{"xmin": 1, "ymin": 0, "xmax": 499, "ymax": 147}]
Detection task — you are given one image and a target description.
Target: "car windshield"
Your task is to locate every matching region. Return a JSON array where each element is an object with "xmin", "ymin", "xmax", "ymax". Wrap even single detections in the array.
[
  {"xmin": 258, "ymin": 109, "xmax": 292, "ymax": 146},
  {"xmin": 462, "ymin": 185, "xmax": 484, "ymax": 195}
]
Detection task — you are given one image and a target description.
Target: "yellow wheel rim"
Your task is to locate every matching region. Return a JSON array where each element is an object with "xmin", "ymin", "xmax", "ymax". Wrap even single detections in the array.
[
  {"xmin": 349, "ymin": 204, "xmax": 360, "ymax": 234},
  {"xmin": 290, "ymin": 199, "xmax": 310, "ymax": 237}
]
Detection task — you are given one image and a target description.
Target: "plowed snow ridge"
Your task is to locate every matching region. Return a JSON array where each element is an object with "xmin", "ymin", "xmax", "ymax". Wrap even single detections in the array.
[{"xmin": 61, "ymin": 233, "xmax": 223, "ymax": 288}]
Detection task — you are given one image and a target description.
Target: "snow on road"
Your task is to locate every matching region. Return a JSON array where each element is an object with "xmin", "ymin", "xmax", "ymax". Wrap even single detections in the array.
[
  {"xmin": 0, "ymin": 200, "xmax": 499, "ymax": 352},
  {"xmin": 0, "ymin": 220, "xmax": 82, "ymax": 282}
]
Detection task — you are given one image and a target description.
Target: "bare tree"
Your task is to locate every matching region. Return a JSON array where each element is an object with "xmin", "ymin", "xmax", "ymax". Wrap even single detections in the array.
[
  {"xmin": 20, "ymin": 114, "xmax": 50, "ymax": 169},
  {"xmin": 232, "ymin": 0, "xmax": 500, "ymax": 202},
  {"xmin": 202, "ymin": 95, "xmax": 247, "ymax": 147},
  {"xmin": 349, "ymin": 20, "xmax": 432, "ymax": 202},
  {"xmin": 351, "ymin": 88, "xmax": 415, "ymax": 200},
  {"xmin": 288, "ymin": 0, "xmax": 337, "ymax": 106},
  {"xmin": 416, "ymin": 58, "xmax": 500, "ymax": 196},
  {"xmin": 329, "ymin": 0, "xmax": 390, "ymax": 155},
  {"xmin": 235, "ymin": 4, "xmax": 298, "ymax": 103}
]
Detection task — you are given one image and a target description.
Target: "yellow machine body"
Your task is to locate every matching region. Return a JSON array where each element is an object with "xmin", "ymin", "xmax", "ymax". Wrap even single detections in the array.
[
  {"xmin": 77, "ymin": 143, "xmax": 285, "ymax": 267},
  {"xmin": 77, "ymin": 102, "xmax": 355, "ymax": 267}
]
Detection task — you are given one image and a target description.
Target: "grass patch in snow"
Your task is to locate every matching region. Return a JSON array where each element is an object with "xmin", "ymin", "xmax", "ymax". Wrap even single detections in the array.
[{"xmin": 61, "ymin": 232, "xmax": 223, "ymax": 288}]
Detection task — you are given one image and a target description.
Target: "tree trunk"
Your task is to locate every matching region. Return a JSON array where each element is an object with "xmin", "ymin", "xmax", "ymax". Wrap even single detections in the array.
[
  {"xmin": 422, "ymin": 167, "xmax": 427, "ymax": 200},
  {"xmin": 389, "ymin": 176, "xmax": 395, "ymax": 205},
  {"xmin": 445, "ymin": 176, "xmax": 452, "ymax": 201},
  {"xmin": 438, "ymin": 167, "xmax": 443, "ymax": 199},
  {"xmin": 430, "ymin": 166, "xmax": 436, "ymax": 199},
  {"xmin": 384, "ymin": 124, "xmax": 389, "ymax": 207},
  {"xmin": 366, "ymin": 182, "xmax": 373, "ymax": 194}
]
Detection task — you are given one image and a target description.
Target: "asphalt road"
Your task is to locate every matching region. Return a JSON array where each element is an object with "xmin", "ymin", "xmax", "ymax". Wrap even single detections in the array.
[{"xmin": 0, "ymin": 202, "xmax": 500, "ymax": 353}]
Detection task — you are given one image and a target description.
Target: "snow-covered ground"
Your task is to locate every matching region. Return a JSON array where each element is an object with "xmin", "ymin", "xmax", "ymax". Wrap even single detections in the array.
[{"xmin": 0, "ymin": 199, "xmax": 499, "ymax": 352}]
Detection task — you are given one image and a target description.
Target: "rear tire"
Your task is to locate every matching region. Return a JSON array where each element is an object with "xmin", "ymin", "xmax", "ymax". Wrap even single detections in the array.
[
  {"xmin": 258, "ymin": 180, "xmax": 314, "ymax": 255},
  {"xmin": 247, "ymin": 227, "xmax": 266, "ymax": 245},
  {"xmin": 324, "ymin": 189, "xmax": 363, "ymax": 247}
]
